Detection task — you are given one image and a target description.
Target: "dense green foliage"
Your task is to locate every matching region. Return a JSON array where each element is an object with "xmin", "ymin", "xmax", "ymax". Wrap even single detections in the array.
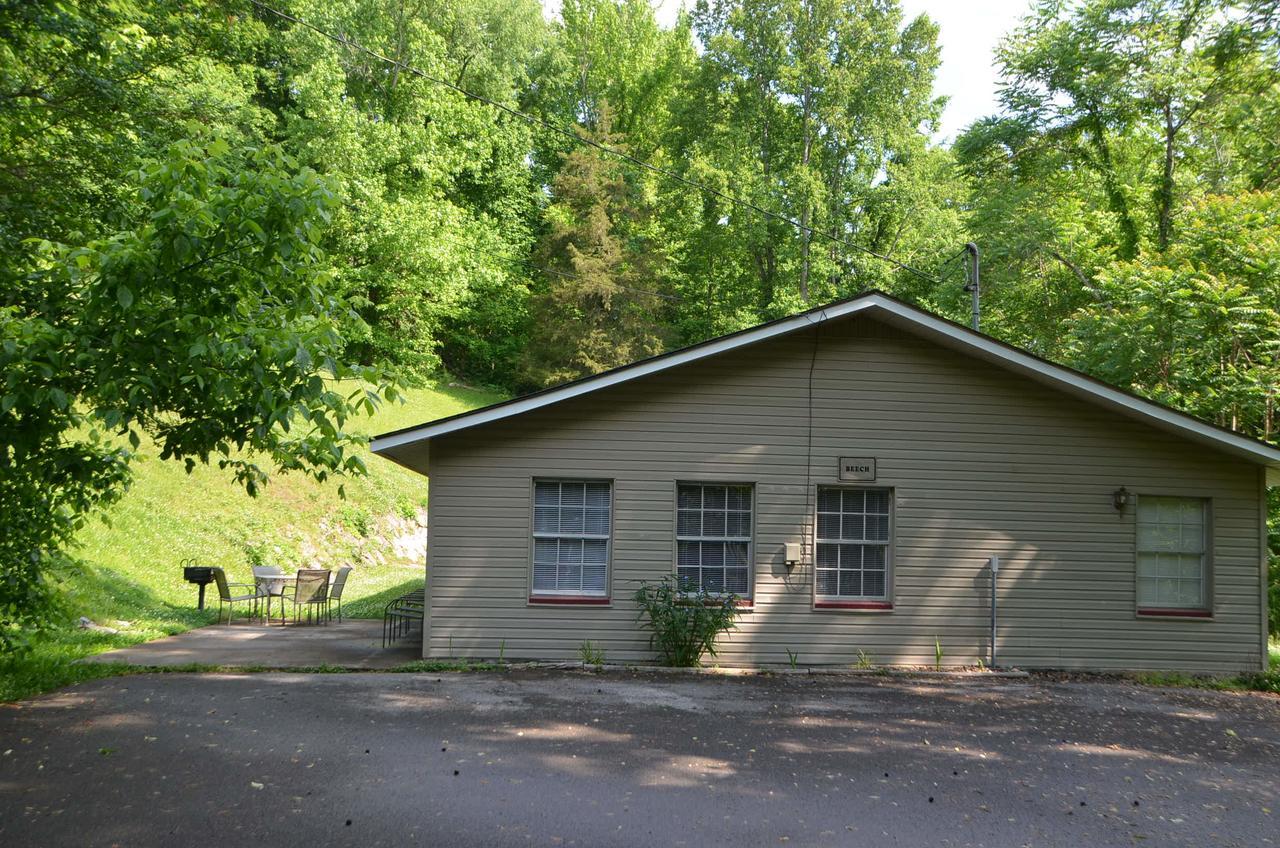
[
  {"xmin": 1, "ymin": 3, "xmax": 399, "ymax": 648},
  {"xmin": 958, "ymin": 0, "xmax": 1280, "ymax": 355},
  {"xmin": 2, "ymin": 0, "xmax": 1279, "ymax": 648},
  {"xmin": 634, "ymin": 575, "xmax": 743, "ymax": 666},
  {"xmin": 1, "ymin": 134, "xmax": 396, "ymax": 649}
]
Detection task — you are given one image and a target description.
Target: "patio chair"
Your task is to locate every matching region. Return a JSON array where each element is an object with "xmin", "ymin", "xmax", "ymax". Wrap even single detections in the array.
[
  {"xmin": 282, "ymin": 568, "xmax": 330, "ymax": 625},
  {"xmin": 252, "ymin": 565, "xmax": 286, "ymax": 625},
  {"xmin": 211, "ymin": 567, "xmax": 261, "ymax": 624},
  {"xmin": 327, "ymin": 566, "xmax": 353, "ymax": 622},
  {"xmin": 383, "ymin": 589, "xmax": 425, "ymax": 647}
]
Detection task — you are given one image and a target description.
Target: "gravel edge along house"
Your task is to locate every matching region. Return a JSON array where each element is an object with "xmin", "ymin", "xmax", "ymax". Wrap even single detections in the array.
[{"xmin": 373, "ymin": 292, "xmax": 1280, "ymax": 672}]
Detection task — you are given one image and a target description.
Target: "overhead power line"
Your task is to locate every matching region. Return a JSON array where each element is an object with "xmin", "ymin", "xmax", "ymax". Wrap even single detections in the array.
[
  {"xmin": 936, "ymin": 246, "xmax": 970, "ymax": 279},
  {"xmin": 247, "ymin": 0, "xmax": 950, "ymax": 287}
]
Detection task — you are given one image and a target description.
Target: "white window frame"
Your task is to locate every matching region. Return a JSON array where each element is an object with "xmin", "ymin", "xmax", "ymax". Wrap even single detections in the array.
[
  {"xmin": 813, "ymin": 485, "xmax": 894, "ymax": 607},
  {"xmin": 529, "ymin": 478, "xmax": 612, "ymax": 600},
  {"xmin": 674, "ymin": 482, "xmax": 755, "ymax": 599},
  {"xmin": 1135, "ymin": 494, "xmax": 1211, "ymax": 615}
]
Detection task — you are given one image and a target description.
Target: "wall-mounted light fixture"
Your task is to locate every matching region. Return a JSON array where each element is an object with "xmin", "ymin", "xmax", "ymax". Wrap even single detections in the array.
[{"xmin": 1112, "ymin": 486, "xmax": 1130, "ymax": 512}]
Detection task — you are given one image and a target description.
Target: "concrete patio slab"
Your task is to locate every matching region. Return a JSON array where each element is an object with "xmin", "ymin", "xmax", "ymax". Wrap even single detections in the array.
[{"xmin": 78, "ymin": 620, "xmax": 420, "ymax": 669}]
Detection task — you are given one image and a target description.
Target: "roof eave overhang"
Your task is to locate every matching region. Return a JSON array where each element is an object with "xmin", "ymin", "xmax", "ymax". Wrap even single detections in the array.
[{"xmin": 372, "ymin": 293, "xmax": 1280, "ymax": 477}]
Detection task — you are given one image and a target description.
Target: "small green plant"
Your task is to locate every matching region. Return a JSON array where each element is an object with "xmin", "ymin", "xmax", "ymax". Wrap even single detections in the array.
[
  {"xmin": 243, "ymin": 539, "xmax": 268, "ymax": 568},
  {"xmin": 498, "ymin": 639, "xmax": 506, "ymax": 662},
  {"xmin": 854, "ymin": 649, "xmax": 873, "ymax": 670},
  {"xmin": 338, "ymin": 505, "xmax": 372, "ymax": 537},
  {"xmin": 394, "ymin": 496, "xmax": 418, "ymax": 521},
  {"xmin": 1235, "ymin": 668, "xmax": 1280, "ymax": 693},
  {"xmin": 579, "ymin": 640, "xmax": 606, "ymax": 667},
  {"xmin": 934, "ymin": 636, "xmax": 944, "ymax": 670},
  {"xmin": 633, "ymin": 575, "xmax": 743, "ymax": 667},
  {"xmin": 975, "ymin": 656, "xmax": 986, "ymax": 671},
  {"xmin": 785, "ymin": 648, "xmax": 799, "ymax": 669}
]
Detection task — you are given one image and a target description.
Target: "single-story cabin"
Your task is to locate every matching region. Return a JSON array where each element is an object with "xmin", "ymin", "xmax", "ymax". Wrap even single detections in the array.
[{"xmin": 372, "ymin": 291, "xmax": 1279, "ymax": 672}]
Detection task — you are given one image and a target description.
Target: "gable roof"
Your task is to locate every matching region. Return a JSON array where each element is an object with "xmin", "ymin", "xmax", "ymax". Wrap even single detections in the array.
[{"xmin": 372, "ymin": 290, "xmax": 1280, "ymax": 483}]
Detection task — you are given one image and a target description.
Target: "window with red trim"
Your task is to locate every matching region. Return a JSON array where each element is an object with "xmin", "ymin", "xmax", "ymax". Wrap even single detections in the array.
[
  {"xmin": 815, "ymin": 487, "xmax": 892, "ymax": 606},
  {"xmin": 676, "ymin": 483, "xmax": 753, "ymax": 598},
  {"xmin": 1136, "ymin": 495, "xmax": 1209, "ymax": 614},
  {"xmin": 530, "ymin": 480, "xmax": 611, "ymax": 600}
]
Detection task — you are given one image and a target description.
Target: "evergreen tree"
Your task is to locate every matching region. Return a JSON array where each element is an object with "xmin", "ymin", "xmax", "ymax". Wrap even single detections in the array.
[{"xmin": 523, "ymin": 111, "xmax": 672, "ymax": 388}]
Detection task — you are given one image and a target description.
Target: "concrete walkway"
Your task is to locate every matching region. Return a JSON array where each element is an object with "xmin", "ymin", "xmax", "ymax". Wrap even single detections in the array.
[{"xmin": 79, "ymin": 620, "xmax": 420, "ymax": 669}]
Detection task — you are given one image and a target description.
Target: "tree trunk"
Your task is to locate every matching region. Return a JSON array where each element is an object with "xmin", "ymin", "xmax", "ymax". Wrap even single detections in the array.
[
  {"xmin": 756, "ymin": 72, "xmax": 774, "ymax": 310},
  {"xmin": 799, "ymin": 86, "xmax": 813, "ymax": 303},
  {"xmin": 1156, "ymin": 101, "xmax": 1177, "ymax": 252},
  {"xmin": 1088, "ymin": 109, "xmax": 1141, "ymax": 260}
]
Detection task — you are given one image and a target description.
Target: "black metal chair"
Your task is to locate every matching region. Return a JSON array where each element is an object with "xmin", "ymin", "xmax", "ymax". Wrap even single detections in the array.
[{"xmin": 383, "ymin": 589, "xmax": 424, "ymax": 646}]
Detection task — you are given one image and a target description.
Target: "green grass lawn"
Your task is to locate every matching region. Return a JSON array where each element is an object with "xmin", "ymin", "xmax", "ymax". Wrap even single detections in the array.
[{"xmin": 0, "ymin": 380, "xmax": 503, "ymax": 702}]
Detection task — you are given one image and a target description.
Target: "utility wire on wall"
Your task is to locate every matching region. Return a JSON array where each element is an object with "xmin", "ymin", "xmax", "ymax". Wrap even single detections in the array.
[
  {"xmin": 247, "ymin": 0, "xmax": 952, "ymax": 289},
  {"xmin": 803, "ymin": 313, "xmax": 825, "ymax": 568}
]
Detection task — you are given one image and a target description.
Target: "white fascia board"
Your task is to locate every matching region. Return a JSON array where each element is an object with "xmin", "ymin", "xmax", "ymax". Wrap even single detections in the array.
[{"xmin": 371, "ymin": 298, "xmax": 876, "ymax": 454}]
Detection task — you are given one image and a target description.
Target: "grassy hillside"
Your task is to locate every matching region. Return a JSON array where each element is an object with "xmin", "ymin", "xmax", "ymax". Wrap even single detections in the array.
[{"xmin": 1, "ymin": 381, "xmax": 503, "ymax": 701}]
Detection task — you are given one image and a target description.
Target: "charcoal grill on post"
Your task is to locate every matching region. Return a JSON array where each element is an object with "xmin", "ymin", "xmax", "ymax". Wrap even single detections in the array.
[{"xmin": 182, "ymin": 558, "xmax": 215, "ymax": 609}]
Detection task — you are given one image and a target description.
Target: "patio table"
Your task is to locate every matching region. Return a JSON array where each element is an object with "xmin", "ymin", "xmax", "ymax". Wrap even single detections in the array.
[
  {"xmin": 255, "ymin": 573, "xmax": 336, "ymax": 592},
  {"xmin": 254, "ymin": 574, "xmax": 289, "ymax": 625},
  {"xmin": 255, "ymin": 573, "xmax": 324, "ymax": 623},
  {"xmin": 255, "ymin": 571, "xmax": 333, "ymax": 625}
]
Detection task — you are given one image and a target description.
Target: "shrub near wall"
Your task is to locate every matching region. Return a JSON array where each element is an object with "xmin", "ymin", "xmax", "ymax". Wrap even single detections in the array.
[{"xmin": 633, "ymin": 576, "xmax": 742, "ymax": 667}]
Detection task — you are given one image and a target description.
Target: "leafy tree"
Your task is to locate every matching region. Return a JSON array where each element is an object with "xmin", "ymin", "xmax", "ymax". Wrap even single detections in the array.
[
  {"xmin": 678, "ymin": 0, "xmax": 962, "ymax": 326},
  {"xmin": 1068, "ymin": 191, "xmax": 1280, "ymax": 439},
  {"xmin": 953, "ymin": 114, "xmax": 1123, "ymax": 355},
  {"xmin": 527, "ymin": 0, "xmax": 696, "ymax": 160},
  {"xmin": 515, "ymin": 0, "xmax": 710, "ymax": 384},
  {"xmin": 0, "ymin": 138, "xmax": 396, "ymax": 650},
  {"xmin": 959, "ymin": 0, "xmax": 1280, "ymax": 353},
  {"xmin": 997, "ymin": 2, "xmax": 1146, "ymax": 260},
  {"xmin": 274, "ymin": 0, "xmax": 546, "ymax": 379},
  {"xmin": 522, "ymin": 112, "xmax": 672, "ymax": 388},
  {"xmin": 0, "ymin": 0, "xmax": 269, "ymax": 274}
]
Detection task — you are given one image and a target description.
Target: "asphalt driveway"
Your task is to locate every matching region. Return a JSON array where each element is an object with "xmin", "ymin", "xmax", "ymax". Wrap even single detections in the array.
[{"xmin": 1, "ymin": 671, "xmax": 1277, "ymax": 847}]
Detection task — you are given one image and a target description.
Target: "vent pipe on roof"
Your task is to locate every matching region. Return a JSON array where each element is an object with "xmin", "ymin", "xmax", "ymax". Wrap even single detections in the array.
[{"xmin": 964, "ymin": 242, "xmax": 981, "ymax": 332}]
